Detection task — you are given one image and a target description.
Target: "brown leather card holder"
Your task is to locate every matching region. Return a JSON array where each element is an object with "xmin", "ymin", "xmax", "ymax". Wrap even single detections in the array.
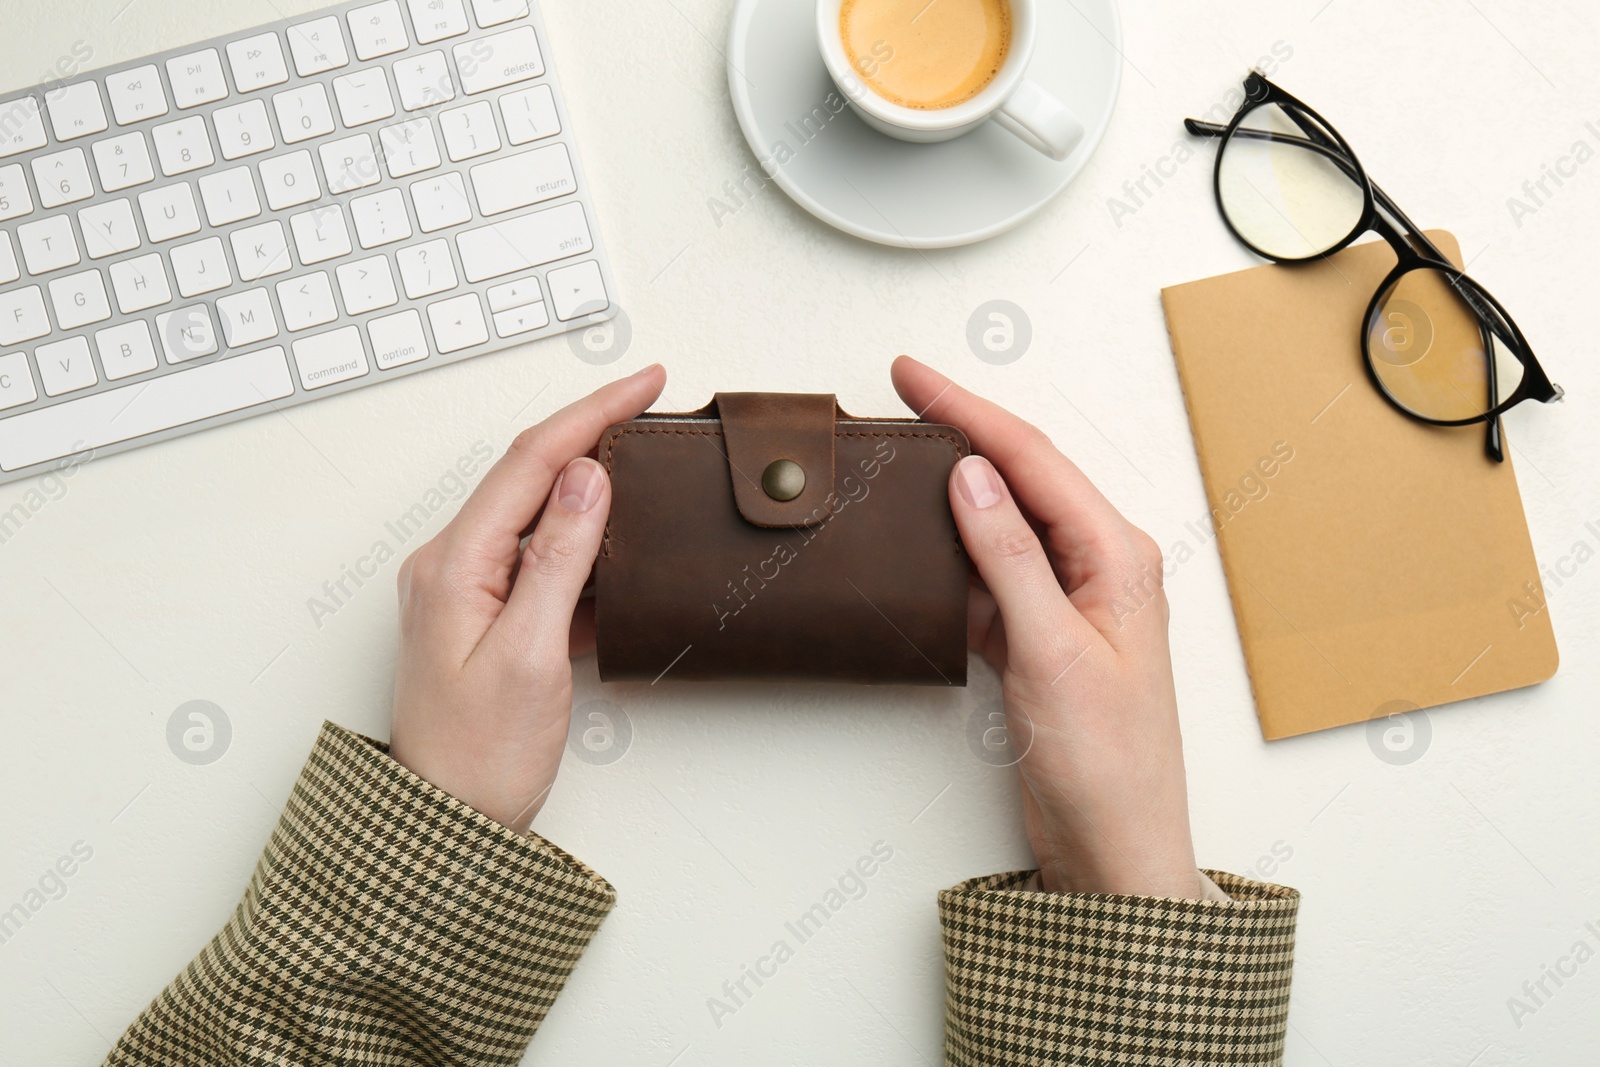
[{"xmin": 596, "ymin": 392, "xmax": 970, "ymax": 685}]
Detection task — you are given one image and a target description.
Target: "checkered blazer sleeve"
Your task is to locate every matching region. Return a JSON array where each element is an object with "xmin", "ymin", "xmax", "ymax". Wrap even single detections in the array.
[
  {"xmin": 103, "ymin": 722, "xmax": 617, "ymax": 1067},
  {"xmin": 939, "ymin": 869, "xmax": 1301, "ymax": 1065}
]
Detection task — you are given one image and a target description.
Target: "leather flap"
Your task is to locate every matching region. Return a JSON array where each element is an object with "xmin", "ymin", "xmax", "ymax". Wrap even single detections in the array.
[{"xmin": 714, "ymin": 392, "xmax": 836, "ymax": 529}]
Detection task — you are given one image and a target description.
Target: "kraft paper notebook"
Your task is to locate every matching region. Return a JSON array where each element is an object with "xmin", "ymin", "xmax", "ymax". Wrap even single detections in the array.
[{"xmin": 1161, "ymin": 232, "xmax": 1558, "ymax": 740}]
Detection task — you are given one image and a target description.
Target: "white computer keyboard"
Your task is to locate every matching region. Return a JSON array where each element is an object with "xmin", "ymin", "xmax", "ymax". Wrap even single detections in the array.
[{"xmin": 0, "ymin": 0, "xmax": 615, "ymax": 485}]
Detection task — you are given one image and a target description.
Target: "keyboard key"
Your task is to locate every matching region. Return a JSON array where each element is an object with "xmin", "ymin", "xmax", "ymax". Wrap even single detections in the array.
[
  {"xmin": 226, "ymin": 32, "xmax": 291, "ymax": 93},
  {"xmin": 0, "ymin": 97, "xmax": 49, "ymax": 158},
  {"xmin": 440, "ymin": 101, "xmax": 499, "ymax": 161},
  {"xmin": 214, "ymin": 100, "xmax": 276, "ymax": 159},
  {"xmin": 456, "ymin": 201, "xmax": 591, "ymax": 282},
  {"xmin": 106, "ymin": 66, "xmax": 169, "ymax": 126},
  {"xmin": 159, "ymin": 300, "xmax": 218, "ymax": 359},
  {"xmin": 0, "ymin": 351, "xmax": 38, "ymax": 410},
  {"xmin": 487, "ymin": 276, "xmax": 540, "ymax": 313},
  {"xmin": 278, "ymin": 272, "xmax": 339, "ymax": 332},
  {"xmin": 293, "ymin": 326, "xmax": 369, "ymax": 388},
  {"xmin": 0, "ymin": 164, "xmax": 34, "ymax": 221},
  {"xmin": 0, "ymin": 233, "xmax": 17, "ymax": 284},
  {"xmin": 0, "ymin": 347, "xmax": 294, "ymax": 472},
  {"xmin": 156, "ymin": 304, "xmax": 219, "ymax": 363},
  {"xmin": 290, "ymin": 204, "xmax": 353, "ymax": 264},
  {"xmin": 0, "ymin": 287, "xmax": 51, "ymax": 345},
  {"xmin": 195, "ymin": 167, "xmax": 259, "ymax": 227},
  {"xmin": 547, "ymin": 259, "xmax": 607, "ymax": 320},
  {"xmin": 45, "ymin": 82, "xmax": 108, "ymax": 141},
  {"xmin": 470, "ymin": 144, "xmax": 574, "ymax": 215},
  {"xmin": 259, "ymin": 151, "xmax": 321, "ymax": 210},
  {"xmin": 231, "ymin": 220, "xmax": 293, "ymax": 281},
  {"xmin": 49, "ymin": 269, "xmax": 112, "ymax": 330},
  {"xmin": 167, "ymin": 49, "xmax": 230, "ymax": 109},
  {"xmin": 409, "ymin": 0, "xmax": 470, "ymax": 43},
  {"xmin": 273, "ymin": 84, "xmax": 336, "ymax": 144},
  {"xmin": 37, "ymin": 337, "xmax": 98, "ymax": 396},
  {"xmin": 139, "ymin": 183, "xmax": 202, "ymax": 242},
  {"xmin": 199, "ymin": 166, "xmax": 263, "ymax": 227},
  {"xmin": 217, "ymin": 288, "xmax": 280, "ymax": 348},
  {"xmin": 110, "ymin": 255, "xmax": 173, "ymax": 314},
  {"xmin": 94, "ymin": 320, "xmax": 159, "ymax": 380},
  {"xmin": 33, "ymin": 149, "xmax": 95, "ymax": 209},
  {"xmin": 333, "ymin": 69, "xmax": 396, "ymax": 127},
  {"xmin": 349, "ymin": 1, "xmax": 410, "ymax": 61},
  {"xmin": 153, "ymin": 116, "xmax": 215, "ymax": 175},
  {"xmin": 79, "ymin": 199, "xmax": 141, "ymax": 259},
  {"xmin": 396, "ymin": 239, "xmax": 456, "ymax": 297},
  {"xmin": 455, "ymin": 27, "xmax": 542, "ymax": 95},
  {"xmin": 471, "ymin": 0, "xmax": 529, "ymax": 26},
  {"xmin": 379, "ymin": 118, "xmax": 440, "ymax": 177},
  {"xmin": 17, "ymin": 216, "xmax": 80, "ymax": 275},
  {"xmin": 493, "ymin": 299, "xmax": 548, "ymax": 338},
  {"xmin": 368, "ymin": 308, "xmax": 428, "ymax": 369},
  {"xmin": 350, "ymin": 188, "xmax": 412, "ymax": 247},
  {"xmin": 336, "ymin": 255, "xmax": 399, "ymax": 315},
  {"xmin": 171, "ymin": 236, "xmax": 233, "ymax": 297},
  {"xmin": 287, "ymin": 17, "xmax": 351, "ymax": 77},
  {"xmin": 92, "ymin": 132, "xmax": 156, "ymax": 192},
  {"xmin": 394, "ymin": 51, "xmax": 456, "ymax": 113},
  {"xmin": 427, "ymin": 292, "xmax": 487, "ymax": 352},
  {"xmin": 409, "ymin": 171, "xmax": 471, "ymax": 231},
  {"xmin": 321, "ymin": 134, "xmax": 381, "ymax": 193},
  {"xmin": 501, "ymin": 84, "xmax": 559, "ymax": 144}
]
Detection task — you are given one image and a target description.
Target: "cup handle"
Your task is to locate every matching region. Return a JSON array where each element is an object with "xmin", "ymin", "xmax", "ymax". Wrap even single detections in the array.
[{"xmin": 993, "ymin": 80, "xmax": 1084, "ymax": 161}]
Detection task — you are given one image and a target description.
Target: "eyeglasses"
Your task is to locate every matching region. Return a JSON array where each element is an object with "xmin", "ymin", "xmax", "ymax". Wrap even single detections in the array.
[{"xmin": 1185, "ymin": 73, "xmax": 1562, "ymax": 462}]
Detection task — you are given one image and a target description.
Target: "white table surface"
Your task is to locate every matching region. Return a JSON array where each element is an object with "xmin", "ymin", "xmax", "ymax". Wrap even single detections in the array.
[{"xmin": 3, "ymin": 0, "xmax": 1597, "ymax": 1063}]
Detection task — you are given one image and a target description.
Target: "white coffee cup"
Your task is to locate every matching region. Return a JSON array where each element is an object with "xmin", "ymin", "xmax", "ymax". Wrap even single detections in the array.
[{"xmin": 815, "ymin": 0, "xmax": 1084, "ymax": 160}]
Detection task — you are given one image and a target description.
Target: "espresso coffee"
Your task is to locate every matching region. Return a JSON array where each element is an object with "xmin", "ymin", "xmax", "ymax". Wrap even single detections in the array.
[{"xmin": 840, "ymin": 0, "xmax": 1011, "ymax": 110}]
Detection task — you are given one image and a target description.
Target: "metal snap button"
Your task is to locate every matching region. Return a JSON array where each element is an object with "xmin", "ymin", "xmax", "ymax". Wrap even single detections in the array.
[{"xmin": 761, "ymin": 459, "xmax": 805, "ymax": 501}]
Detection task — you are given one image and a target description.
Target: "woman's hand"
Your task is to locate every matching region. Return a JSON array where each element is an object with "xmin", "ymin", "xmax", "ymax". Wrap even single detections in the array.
[
  {"xmin": 892, "ymin": 357, "xmax": 1202, "ymax": 899},
  {"xmin": 389, "ymin": 365, "xmax": 666, "ymax": 832}
]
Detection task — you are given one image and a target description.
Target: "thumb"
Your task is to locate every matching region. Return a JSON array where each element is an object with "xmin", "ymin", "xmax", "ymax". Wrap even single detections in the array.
[{"xmin": 494, "ymin": 457, "xmax": 611, "ymax": 661}]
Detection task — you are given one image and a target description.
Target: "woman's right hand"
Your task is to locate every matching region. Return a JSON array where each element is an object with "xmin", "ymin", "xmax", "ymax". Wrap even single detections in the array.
[{"xmin": 892, "ymin": 356, "xmax": 1203, "ymax": 899}]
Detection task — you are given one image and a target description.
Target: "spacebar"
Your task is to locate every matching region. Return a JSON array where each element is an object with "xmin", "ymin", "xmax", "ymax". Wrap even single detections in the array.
[{"xmin": 0, "ymin": 347, "xmax": 294, "ymax": 471}]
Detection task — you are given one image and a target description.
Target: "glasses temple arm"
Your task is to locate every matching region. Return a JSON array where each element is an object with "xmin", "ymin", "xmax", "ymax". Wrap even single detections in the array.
[{"xmin": 1183, "ymin": 118, "xmax": 1228, "ymax": 138}]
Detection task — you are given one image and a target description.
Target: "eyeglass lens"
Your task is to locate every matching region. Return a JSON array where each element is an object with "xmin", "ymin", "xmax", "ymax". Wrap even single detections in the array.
[
  {"xmin": 1365, "ymin": 269, "xmax": 1526, "ymax": 422},
  {"xmin": 1217, "ymin": 103, "xmax": 1366, "ymax": 260}
]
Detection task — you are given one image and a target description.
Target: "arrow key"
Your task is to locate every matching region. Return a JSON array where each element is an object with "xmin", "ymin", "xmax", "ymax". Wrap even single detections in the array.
[
  {"xmin": 492, "ymin": 300, "xmax": 548, "ymax": 339},
  {"xmin": 546, "ymin": 259, "xmax": 606, "ymax": 321},
  {"xmin": 426, "ymin": 292, "xmax": 487, "ymax": 353}
]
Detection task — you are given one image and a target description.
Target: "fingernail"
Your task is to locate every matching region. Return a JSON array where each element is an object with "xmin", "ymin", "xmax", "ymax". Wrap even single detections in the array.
[
  {"xmin": 955, "ymin": 455, "xmax": 1003, "ymax": 509},
  {"xmin": 557, "ymin": 458, "xmax": 605, "ymax": 512}
]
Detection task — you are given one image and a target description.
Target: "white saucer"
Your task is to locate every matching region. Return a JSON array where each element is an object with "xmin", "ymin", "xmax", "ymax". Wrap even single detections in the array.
[{"xmin": 725, "ymin": 0, "xmax": 1122, "ymax": 248}]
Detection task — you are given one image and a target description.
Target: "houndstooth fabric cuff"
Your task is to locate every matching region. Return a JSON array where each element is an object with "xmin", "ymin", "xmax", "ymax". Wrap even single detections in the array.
[
  {"xmin": 938, "ymin": 868, "xmax": 1299, "ymax": 1065},
  {"xmin": 105, "ymin": 722, "xmax": 616, "ymax": 1067}
]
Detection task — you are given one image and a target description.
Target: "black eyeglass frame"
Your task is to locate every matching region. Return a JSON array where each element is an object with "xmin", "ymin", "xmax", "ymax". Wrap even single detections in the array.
[{"xmin": 1185, "ymin": 73, "xmax": 1562, "ymax": 463}]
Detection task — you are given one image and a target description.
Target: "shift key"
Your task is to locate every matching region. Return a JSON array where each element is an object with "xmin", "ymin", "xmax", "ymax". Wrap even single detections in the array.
[{"xmin": 456, "ymin": 201, "xmax": 591, "ymax": 283}]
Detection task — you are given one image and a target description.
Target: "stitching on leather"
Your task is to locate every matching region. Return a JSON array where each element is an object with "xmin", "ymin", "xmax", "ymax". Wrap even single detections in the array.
[
  {"xmin": 834, "ymin": 430, "xmax": 965, "ymax": 457},
  {"xmin": 599, "ymin": 426, "xmax": 966, "ymax": 558}
]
